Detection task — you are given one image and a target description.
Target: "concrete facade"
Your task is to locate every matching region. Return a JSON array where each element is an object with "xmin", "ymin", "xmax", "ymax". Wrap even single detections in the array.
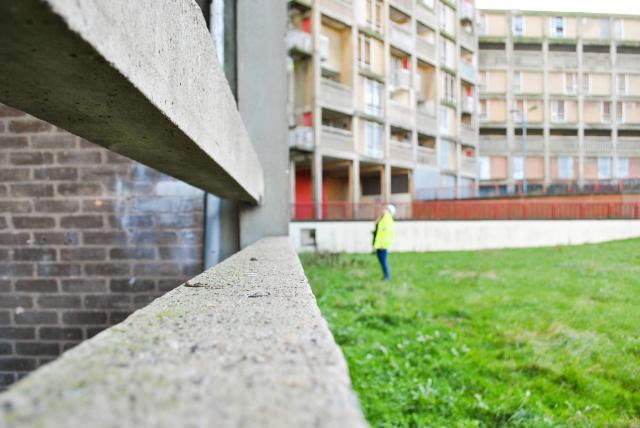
[
  {"xmin": 0, "ymin": 0, "xmax": 263, "ymax": 203},
  {"xmin": 0, "ymin": 237, "xmax": 369, "ymax": 428},
  {"xmin": 0, "ymin": 105, "xmax": 205, "ymax": 389},
  {"xmin": 288, "ymin": 0, "xmax": 480, "ymax": 219},
  {"xmin": 290, "ymin": 219, "xmax": 640, "ymax": 252},
  {"xmin": 478, "ymin": 10, "xmax": 640, "ymax": 194}
]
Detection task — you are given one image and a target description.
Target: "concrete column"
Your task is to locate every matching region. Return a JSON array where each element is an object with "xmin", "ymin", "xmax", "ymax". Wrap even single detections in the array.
[
  {"xmin": 313, "ymin": 152, "xmax": 323, "ymax": 219},
  {"xmin": 543, "ymin": 39, "xmax": 551, "ymax": 186},
  {"xmin": 506, "ymin": 12, "xmax": 515, "ymax": 191},
  {"xmin": 383, "ymin": 163, "xmax": 392, "ymax": 202},
  {"xmin": 352, "ymin": 159, "xmax": 361, "ymax": 204},
  {"xmin": 237, "ymin": 0, "xmax": 289, "ymax": 247},
  {"xmin": 578, "ymin": 38, "xmax": 585, "ymax": 186},
  {"xmin": 611, "ymin": 40, "xmax": 619, "ymax": 180}
]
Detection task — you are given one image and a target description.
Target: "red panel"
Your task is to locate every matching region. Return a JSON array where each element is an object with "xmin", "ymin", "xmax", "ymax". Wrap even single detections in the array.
[
  {"xmin": 295, "ymin": 170, "xmax": 313, "ymax": 219},
  {"xmin": 302, "ymin": 17, "xmax": 312, "ymax": 33}
]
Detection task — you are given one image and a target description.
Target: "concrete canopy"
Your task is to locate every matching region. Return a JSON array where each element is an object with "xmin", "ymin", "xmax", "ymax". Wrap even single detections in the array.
[{"xmin": 0, "ymin": 0, "xmax": 263, "ymax": 203}]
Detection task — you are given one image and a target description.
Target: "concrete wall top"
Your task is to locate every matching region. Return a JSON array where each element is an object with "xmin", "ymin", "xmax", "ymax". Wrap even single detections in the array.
[
  {"xmin": 0, "ymin": 0, "xmax": 263, "ymax": 203},
  {"xmin": 0, "ymin": 237, "xmax": 369, "ymax": 428}
]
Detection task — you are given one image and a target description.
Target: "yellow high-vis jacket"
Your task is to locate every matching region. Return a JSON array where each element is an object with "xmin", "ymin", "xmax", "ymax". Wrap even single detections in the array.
[{"xmin": 373, "ymin": 212, "xmax": 395, "ymax": 249}]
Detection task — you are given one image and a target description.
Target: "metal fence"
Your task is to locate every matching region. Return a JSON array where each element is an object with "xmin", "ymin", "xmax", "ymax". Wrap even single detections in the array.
[{"xmin": 291, "ymin": 200, "xmax": 640, "ymax": 221}]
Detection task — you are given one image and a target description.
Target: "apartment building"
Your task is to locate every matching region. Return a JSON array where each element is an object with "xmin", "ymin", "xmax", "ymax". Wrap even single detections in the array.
[
  {"xmin": 286, "ymin": 0, "xmax": 479, "ymax": 218},
  {"xmin": 478, "ymin": 10, "xmax": 640, "ymax": 194}
]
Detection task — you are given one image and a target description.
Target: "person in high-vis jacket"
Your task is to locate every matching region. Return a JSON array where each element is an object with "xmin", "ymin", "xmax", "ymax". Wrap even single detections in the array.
[{"xmin": 373, "ymin": 204, "xmax": 396, "ymax": 281}]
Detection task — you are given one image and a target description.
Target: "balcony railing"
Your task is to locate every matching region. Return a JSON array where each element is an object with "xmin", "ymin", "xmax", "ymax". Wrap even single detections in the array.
[
  {"xmin": 479, "ymin": 51, "xmax": 506, "ymax": 68},
  {"xmin": 415, "ymin": 3, "xmax": 436, "ymax": 27},
  {"xmin": 389, "ymin": 101, "xmax": 414, "ymax": 129},
  {"xmin": 460, "ymin": 125, "xmax": 476, "ymax": 145},
  {"xmin": 320, "ymin": 78, "xmax": 353, "ymax": 113},
  {"xmin": 389, "ymin": 22, "xmax": 415, "ymax": 53},
  {"xmin": 479, "ymin": 138, "xmax": 508, "ymax": 153},
  {"xmin": 416, "ymin": 105, "xmax": 437, "ymax": 133},
  {"xmin": 286, "ymin": 29, "xmax": 312, "ymax": 55},
  {"xmin": 513, "ymin": 137, "xmax": 544, "ymax": 153},
  {"xmin": 584, "ymin": 139, "xmax": 613, "ymax": 154},
  {"xmin": 416, "ymin": 38, "xmax": 436, "ymax": 62},
  {"xmin": 616, "ymin": 54, "xmax": 639, "ymax": 70},
  {"xmin": 513, "ymin": 51, "xmax": 543, "ymax": 68},
  {"xmin": 582, "ymin": 53, "xmax": 612, "ymax": 70},
  {"xmin": 320, "ymin": 125, "xmax": 353, "ymax": 152},
  {"xmin": 462, "ymin": 96, "xmax": 474, "ymax": 114},
  {"xmin": 549, "ymin": 137, "xmax": 579, "ymax": 153},
  {"xmin": 548, "ymin": 52, "xmax": 578, "ymax": 69},
  {"xmin": 460, "ymin": 2, "xmax": 474, "ymax": 21},
  {"xmin": 459, "ymin": 61, "xmax": 477, "ymax": 84},
  {"xmin": 288, "ymin": 126, "xmax": 314, "ymax": 151},
  {"xmin": 318, "ymin": 0, "xmax": 353, "ymax": 21},
  {"xmin": 416, "ymin": 147, "xmax": 437, "ymax": 166},
  {"xmin": 461, "ymin": 157, "xmax": 477, "ymax": 176},
  {"xmin": 389, "ymin": 0, "xmax": 413, "ymax": 13},
  {"xmin": 617, "ymin": 139, "xmax": 640, "ymax": 153},
  {"xmin": 460, "ymin": 30, "xmax": 476, "ymax": 51},
  {"xmin": 389, "ymin": 141, "xmax": 414, "ymax": 162}
]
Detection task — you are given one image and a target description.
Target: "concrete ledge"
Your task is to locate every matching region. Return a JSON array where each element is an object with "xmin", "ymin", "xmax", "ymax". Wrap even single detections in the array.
[
  {"xmin": 0, "ymin": 0, "xmax": 263, "ymax": 203},
  {"xmin": 290, "ymin": 220, "xmax": 640, "ymax": 253},
  {"xmin": 0, "ymin": 237, "xmax": 368, "ymax": 428}
]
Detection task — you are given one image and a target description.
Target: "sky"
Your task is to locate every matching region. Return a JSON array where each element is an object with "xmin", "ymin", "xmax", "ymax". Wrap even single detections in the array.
[{"xmin": 476, "ymin": 0, "xmax": 640, "ymax": 16}]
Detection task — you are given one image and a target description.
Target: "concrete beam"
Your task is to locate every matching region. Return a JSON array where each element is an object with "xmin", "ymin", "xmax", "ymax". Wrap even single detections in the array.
[
  {"xmin": 0, "ymin": 0, "xmax": 263, "ymax": 203},
  {"xmin": 0, "ymin": 237, "xmax": 369, "ymax": 428}
]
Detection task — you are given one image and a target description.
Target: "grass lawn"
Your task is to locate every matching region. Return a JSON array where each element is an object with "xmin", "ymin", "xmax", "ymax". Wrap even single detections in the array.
[{"xmin": 301, "ymin": 239, "xmax": 640, "ymax": 427}]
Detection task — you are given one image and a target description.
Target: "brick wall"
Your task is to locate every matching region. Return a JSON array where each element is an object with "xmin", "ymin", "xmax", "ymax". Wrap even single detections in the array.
[{"xmin": 0, "ymin": 104, "xmax": 205, "ymax": 389}]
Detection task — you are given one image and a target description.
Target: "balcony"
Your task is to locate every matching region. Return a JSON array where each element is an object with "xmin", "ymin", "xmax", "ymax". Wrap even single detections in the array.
[
  {"xmin": 513, "ymin": 137, "xmax": 544, "ymax": 153},
  {"xmin": 460, "ymin": 2, "xmax": 474, "ymax": 22},
  {"xmin": 320, "ymin": 78, "xmax": 353, "ymax": 113},
  {"xmin": 460, "ymin": 30, "xmax": 476, "ymax": 51},
  {"xmin": 479, "ymin": 137, "xmax": 507, "ymax": 153},
  {"xmin": 462, "ymin": 96, "xmax": 474, "ymax": 114},
  {"xmin": 389, "ymin": 101, "xmax": 415, "ymax": 129},
  {"xmin": 317, "ymin": 0, "xmax": 353, "ymax": 22},
  {"xmin": 582, "ymin": 53, "xmax": 611, "ymax": 70},
  {"xmin": 286, "ymin": 29, "xmax": 313, "ymax": 56},
  {"xmin": 416, "ymin": 104, "xmax": 437, "ymax": 134},
  {"xmin": 460, "ymin": 61, "xmax": 477, "ymax": 84},
  {"xmin": 389, "ymin": 0, "xmax": 413, "ymax": 13},
  {"xmin": 460, "ymin": 124, "xmax": 476, "ymax": 145},
  {"xmin": 389, "ymin": 22, "xmax": 415, "ymax": 53},
  {"xmin": 389, "ymin": 141, "xmax": 415, "ymax": 162},
  {"xmin": 548, "ymin": 52, "xmax": 578, "ymax": 70},
  {"xmin": 616, "ymin": 138, "xmax": 640, "ymax": 154},
  {"xmin": 479, "ymin": 51, "xmax": 507, "ymax": 68},
  {"xmin": 461, "ymin": 157, "xmax": 477, "ymax": 176},
  {"xmin": 513, "ymin": 51, "xmax": 542, "ymax": 68},
  {"xmin": 288, "ymin": 126, "xmax": 314, "ymax": 151},
  {"xmin": 416, "ymin": 38, "xmax": 436, "ymax": 62},
  {"xmin": 416, "ymin": 147, "xmax": 437, "ymax": 166},
  {"xmin": 390, "ymin": 69, "xmax": 411, "ymax": 91},
  {"xmin": 616, "ymin": 54, "xmax": 639, "ymax": 71},
  {"xmin": 415, "ymin": 4, "xmax": 436, "ymax": 28},
  {"xmin": 549, "ymin": 137, "xmax": 579, "ymax": 153},
  {"xmin": 584, "ymin": 138, "xmax": 613, "ymax": 154},
  {"xmin": 320, "ymin": 125, "xmax": 354, "ymax": 152}
]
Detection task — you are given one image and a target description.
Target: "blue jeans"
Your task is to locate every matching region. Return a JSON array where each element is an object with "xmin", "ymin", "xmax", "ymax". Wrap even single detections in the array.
[{"xmin": 376, "ymin": 249, "xmax": 390, "ymax": 280}]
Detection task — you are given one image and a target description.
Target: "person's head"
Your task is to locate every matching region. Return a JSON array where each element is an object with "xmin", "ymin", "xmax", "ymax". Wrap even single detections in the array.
[{"xmin": 386, "ymin": 204, "xmax": 396, "ymax": 218}]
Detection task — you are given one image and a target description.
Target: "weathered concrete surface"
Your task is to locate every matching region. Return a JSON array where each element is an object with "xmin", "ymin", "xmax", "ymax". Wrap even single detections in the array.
[
  {"xmin": 0, "ymin": 0, "xmax": 263, "ymax": 203},
  {"xmin": 291, "ymin": 220, "xmax": 640, "ymax": 253},
  {"xmin": 237, "ymin": 0, "xmax": 290, "ymax": 246},
  {"xmin": 0, "ymin": 237, "xmax": 368, "ymax": 428}
]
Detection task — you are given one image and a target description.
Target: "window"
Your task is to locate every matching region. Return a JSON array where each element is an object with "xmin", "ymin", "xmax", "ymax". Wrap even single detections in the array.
[
  {"xmin": 552, "ymin": 100, "xmax": 565, "ymax": 122},
  {"xmin": 479, "ymin": 71, "xmax": 487, "ymax": 91},
  {"xmin": 598, "ymin": 157, "xmax": 612, "ymax": 179},
  {"xmin": 551, "ymin": 16, "xmax": 564, "ymax": 38},
  {"xmin": 478, "ymin": 14, "xmax": 487, "ymax": 35},
  {"xmin": 390, "ymin": 56, "xmax": 410, "ymax": 88},
  {"xmin": 479, "ymin": 99, "xmax": 488, "ymax": 120},
  {"xmin": 582, "ymin": 73, "xmax": 590, "ymax": 94},
  {"xmin": 442, "ymin": 73, "xmax": 456, "ymax": 103},
  {"xmin": 358, "ymin": 34, "xmax": 375, "ymax": 71},
  {"xmin": 513, "ymin": 99, "xmax": 525, "ymax": 122},
  {"xmin": 602, "ymin": 101, "xmax": 611, "ymax": 123},
  {"xmin": 613, "ymin": 19, "xmax": 624, "ymax": 40},
  {"xmin": 364, "ymin": 78, "xmax": 383, "ymax": 116},
  {"xmin": 439, "ymin": 3, "xmax": 453, "ymax": 34},
  {"xmin": 479, "ymin": 156, "xmax": 491, "ymax": 180},
  {"xmin": 364, "ymin": 120, "xmax": 384, "ymax": 159},
  {"xmin": 438, "ymin": 139, "xmax": 452, "ymax": 169},
  {"xmin": 558, "ymin": 157, "xmax": 574, "ymax": 179},
  {"xmin": 617, "ymin": 73, "xmax": 627, "ymax": 95},
  {"xmin": 513, "ymin": 156, "xmax": 524, "ymax": 180},
  {"xmin": 361, "ymin": 175, "xmax": 382, "ymax": 195},
  {"xmin": 391, "ymin": 174, "xmax": 409, "ymax": 194},
  {"xmin": 439, "ymin": 37, "xmax": 447, "ymax": 65},
  {"xmin": 616, "ymin": 101, "xmax": 624, "ymax": 123},
  {"xmin": 419, "ymin": 0, "xmax": 435, "ymax": 9},
  {"xmin": 439, "ymin": 106, "xmax": 449, "ymax": 134},
  {"xmin": 600, "ymin": 18, "xmax": 610, "ymax": 39},
  {"xmin": 365, "ymin": 0, "xmax": 383, "ymax": 32},
  {"xmin": 617, "ymin": 157, "xmax": 629, "ymax": 178},
  {"xmin": 513, "ymin": 71, "xmax": 522, "ymax": 93},
  {"xmin": 513, "ymin": 15, "xmax": 524, "ymax": 36},
  {"xmin": 565, "ymin": 72, "xmax": 577, "ymax": 94}
]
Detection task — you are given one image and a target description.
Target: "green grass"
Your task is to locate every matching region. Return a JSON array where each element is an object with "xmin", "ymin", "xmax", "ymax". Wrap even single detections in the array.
[{"xmin": 301, "ymin": 239, "xmax": 640, "ymax": 427}]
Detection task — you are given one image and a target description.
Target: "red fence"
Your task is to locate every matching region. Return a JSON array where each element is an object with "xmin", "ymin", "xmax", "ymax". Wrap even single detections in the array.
[{"xmin": 291, "ymin": 200, "xmax": 640, "ymax": 221}]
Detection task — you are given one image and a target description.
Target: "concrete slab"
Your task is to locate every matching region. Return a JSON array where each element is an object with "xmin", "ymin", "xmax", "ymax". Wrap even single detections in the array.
[
  {"xmin": 0, "ymin": 237, "xmax": 369, "ymax": 428},
  {"xmin": 0, "ymin": 0, "xmax": 263, "ymax": 203}
]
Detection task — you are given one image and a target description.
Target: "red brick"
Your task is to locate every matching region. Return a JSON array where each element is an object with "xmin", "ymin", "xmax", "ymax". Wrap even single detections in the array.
[
  {"xmin": 34, "ymin": 200, "xmax": 80, "ymax": 213},
  {"xmin": 33, "ymin": 167, "xmax": 78, "ymax": 181},
  {"xmin": 9, "ymin": 152, "xmax": 53, "ymax": 165},
  {"xmin": 33, "ymin": 232, "xmax": 79, "ymax": 246},
  {"xmin": 12, "ymin": 216, "xmax": 55, "ymax": 229},
  {"xmin": 60, "ymin": 248, "xmax": 106, "ymax": 261},
  {"xmin": 8, "ymin": 119, "xmax": 51, "ymax": 133},
  {"xmin": 30, "ymin": 134, "xmax": 75, "ymax": 149},
  {"xmin": 12, "ymin": 248, "xmax": 57, "ymax": 262},
  {"xmin": 60, "ymin": 215, "xmax": 103, "ymax": 229},
  {"xmin": 15, "ymin": 279, "xmax": 58, "ymax": 293},
  {"xmin": 0, "ymin": 105, "xmax": 25, "ymax": 117},
  {"xmin": 0, "ymin": 201, "xmax": 32, "ymax": 213},
  {"xmin": 57, "ymin": 182, "xmax": 102, "ymax": 196},
  {"xmin": 0, "ymin": 136, "xmax": 28, "ymax": 149},
  {"xmin": 56, "ymin": 151, "xmax": 102, "ymax": 164},
  {"xmin": 10, "ymin": 183, "xmax": 54, "ymax": 197},
  {"xmin": 0, "ymin": 169, "xmax": 31, "ymax": 182}
]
